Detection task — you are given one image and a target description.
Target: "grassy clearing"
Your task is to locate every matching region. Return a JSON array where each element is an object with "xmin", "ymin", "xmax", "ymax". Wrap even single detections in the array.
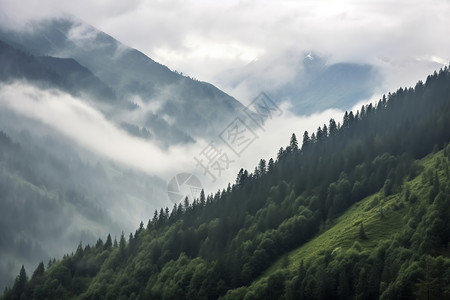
[{"xmin": 262, "ymin": 150, "xmax": 445, "ymax": 277}]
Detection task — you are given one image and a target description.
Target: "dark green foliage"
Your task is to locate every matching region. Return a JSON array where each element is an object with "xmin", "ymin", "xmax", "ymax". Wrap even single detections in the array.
[
  {"xmin": 2, "ymin": 66, "xmax": 450, "ymax": 299},
  {"xmin": 289, "ymin": 133, "xmax": 298, "ymax": 152},
  {"xmin": 359, "ymin": 223, "xmax": 368, "ymax": 240}
]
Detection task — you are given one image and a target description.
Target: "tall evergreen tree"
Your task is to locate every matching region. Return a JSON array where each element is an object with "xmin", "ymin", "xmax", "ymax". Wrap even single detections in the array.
[
  {"xmin": 105, "ymin": 234, "xmax": 113, "ymax": 249},
  {"xmin": 302, "ymin": 131, "xmax": 310, "ymax": 150},
  {"xmin": 31, "ymin": 262, "xmax": 45, "ymax": 281},
  {"xmin": 290, "ymin": 133, "xmax": 298, "ymax": 152}
]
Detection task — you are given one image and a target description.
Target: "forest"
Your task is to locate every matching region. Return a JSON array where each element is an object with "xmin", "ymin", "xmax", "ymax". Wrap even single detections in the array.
[{"xmin": 2, "ymin": 66, "xmax": 450, "ymax": 299}]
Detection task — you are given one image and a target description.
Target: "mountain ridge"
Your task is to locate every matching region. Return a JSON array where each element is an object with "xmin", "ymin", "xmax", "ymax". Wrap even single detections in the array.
[
  {"xmin": 2, "ymin": 66, "xmax": 448, "ymax": 299},
  {"xmin": 0, "ymin": 16, "xmax": 248, "ymax": 141}
]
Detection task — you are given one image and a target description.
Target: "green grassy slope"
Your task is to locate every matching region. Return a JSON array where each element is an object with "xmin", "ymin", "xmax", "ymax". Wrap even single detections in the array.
[
  {"xmin": 3, "ymin": 67, "xmax": 450, "ymax": 300},
  {"xmin": 227, "ymin": 148, "xmax": 450, "ymax": 298}
]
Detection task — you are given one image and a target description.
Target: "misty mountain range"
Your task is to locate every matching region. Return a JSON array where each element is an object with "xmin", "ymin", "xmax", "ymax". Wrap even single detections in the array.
[
  {"xmin": 0, "ymin": 16, "xmax": 248, "ymax": 147},
  {"xmin": 275, "ymin": 55, "xmax": 379, "ymax": 114},
  {"xmin": 216, "ymin": 52, "xmax": 379, "ymax": 115},
  {"xmin": 0, "ymin": 15, "xmax": 379, "ymax": 290}
]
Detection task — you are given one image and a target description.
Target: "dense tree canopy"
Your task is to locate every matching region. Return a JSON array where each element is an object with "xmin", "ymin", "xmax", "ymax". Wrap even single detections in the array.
[{"xmin": 2, "ymin": 66, "xmax": 450, "ymax": 299}]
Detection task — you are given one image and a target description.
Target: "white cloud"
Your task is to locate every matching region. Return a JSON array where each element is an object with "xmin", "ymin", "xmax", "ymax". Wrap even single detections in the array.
[
  {"xmin": 1, "ymin": 0, "xmax": 449, "ymax": 100},
  {"xmin": 1, "ymin": 0, "xmax": 449, "ymax": 194},
  {"xmin": 0, "ymin": 82, "xmax": 201, "ymax": 179},
  {"xmin": 0, "ymin": 81, "xmax": 361, "ymax": 197},
  {"xmin": 199, "ymin": 97, "xmax": 376, "ymax": 193}
]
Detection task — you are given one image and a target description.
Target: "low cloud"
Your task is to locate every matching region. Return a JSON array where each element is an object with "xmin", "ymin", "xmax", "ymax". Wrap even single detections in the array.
[
  {"xmin": 198, "ymin": 98, "xmax": 364, "ymax": 193},
  {"xmin": 0, "ymin": 81, "xmax": 368, "ymax": 197},
  {"xmin": 5, "ymin": 1, "xmax": 450, "ymax": 102},
  {"xmin": 0, "ymin": 82, "xmax": 201, "ymax": 179},
  {"xmin": 1, "ymin": 0, "xmax": 448, "ymax": 102}
]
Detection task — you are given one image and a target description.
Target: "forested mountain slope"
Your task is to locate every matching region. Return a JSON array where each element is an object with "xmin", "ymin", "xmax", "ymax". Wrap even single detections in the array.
[
  {"xmin": 0, "ymin": 117, "xmax": 168, "ymax": 291},
  {"xmin": 0, "ymin": 17, "xmax": 247, "ymax": 140},
  {"xmin": 2, "ymin": 66, "xmax": 450, "ymax": 300},
  {"xmin": 223, "ymin": 148, "xmax": 450, "ymax": 299},
  {"xmin": 0, "ymin": 39, "xmax": 120, "ymax": 105}
]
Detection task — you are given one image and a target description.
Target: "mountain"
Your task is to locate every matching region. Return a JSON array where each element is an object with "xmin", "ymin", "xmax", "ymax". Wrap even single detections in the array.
[
  {"xmin": 0, "ymin": 40, "xmax": 64, "ymax": 87},
  {"xmin": 0, "ymin": 16, "xmax": 256, "ymax": 289},
  {"xmin": 0, "ymin": 16, "xmax": 248, "ymax": 142},
  {"xmin": 35, "ymin": 56, "xmax": 119, "ymax": 103},
  {"xmin": 218, "ymin": 53, "xmax": 380, "ymax": 115},
  {"xmin": 276, "ymin": 56, "xmax": 379, "ymax": 114},
  {"xmin": 2, "ymin": 66, "xmax": 448, "ymax": 299},
  {"xmin": 0, "ymin": 40, "xmax": 119, "ymax": 104},
  {"xmin": 224, "ymin": 148, "xmax": 450, "ymax": 299},
  {"xmin": 0, "ymin": 110, "xmax": 169, "ymax": 291}
]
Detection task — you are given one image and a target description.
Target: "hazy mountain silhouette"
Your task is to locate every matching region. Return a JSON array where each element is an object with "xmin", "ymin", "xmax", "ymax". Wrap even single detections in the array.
[
  {"xmin": 275, "ymin": 54, "xmax": 379, "ymax": 114},
  {"xmin": 0, "ymin": 16, "xmax": 247, "ymax": 141}
]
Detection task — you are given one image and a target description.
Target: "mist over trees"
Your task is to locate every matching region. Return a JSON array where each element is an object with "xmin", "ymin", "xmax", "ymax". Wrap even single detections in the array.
[
  {"xmin": 0, "ymin": 111, "xmax": 169, "ymax": 291},
  {"xmin": 0, "ymin": 17, "xmax": 250, "ymax": 144},
  {"xmin": 0, "ymin": 17, "xmax": 255, "ymax": 289},
  {"xmin": 2, "ymin": 66, "xmax": 449, "ymax": 299}
]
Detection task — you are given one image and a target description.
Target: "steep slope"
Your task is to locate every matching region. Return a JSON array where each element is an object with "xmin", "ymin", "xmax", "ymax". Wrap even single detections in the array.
[
  {"xmin": 225, "ymin": 149, "xmax": 450, "ymax": 299},
  {"xmin": 0, "ymin": 16, "xmax": 247, "ymax": 139},
  {"xmin": 0, "ymin": 111, "xmax": 169, "ymax": 292},
  {"xmin": 0, "ymin": 39, "xmax": 121, "ymax": 105},
  {"xmin": 35, "ymin": 56, "xmax": 119, "ymax": 103},
  {"xmin": 2, "ymin": 66, "xmax": 448, "ymax": 299},
  {"xmin": 0, "ymin": 36, "xmax": 194, "ymax": 289},
  {"xmin": 0, "ymin": 40, "xmax": 64, "ymax": 88}
]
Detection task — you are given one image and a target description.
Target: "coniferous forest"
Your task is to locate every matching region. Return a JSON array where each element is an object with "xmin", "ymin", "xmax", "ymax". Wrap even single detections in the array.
[{"xmin": 2, "ymin": 66, "xmax": 450, "ymax": 299}]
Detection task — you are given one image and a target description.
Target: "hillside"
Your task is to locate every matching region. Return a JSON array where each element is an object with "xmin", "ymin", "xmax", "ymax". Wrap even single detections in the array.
[
  {"xmin": 0, "ymin": 114, "xmax": 169, "ymax": 291},
  {"xmin": 223, "ymin": 148, "xmax": 450, "ymax": 299},
  {"xmin": 0, "ymin": 16, "xmax": 247, "ymax": 140},
  {"xmin": 0, "ymin": 40, "xmax": 120, "ymax": 104},
  {"xmin": 0, "ymin": 15, "xmax": 253, "ymax": 289},
  {"xmin": 0, "ymin": 40, "xmax": 64, "ymax": 88},
  {"xmin": 1, "ymin": 67, "xmax": 450, "ymax": 299}
]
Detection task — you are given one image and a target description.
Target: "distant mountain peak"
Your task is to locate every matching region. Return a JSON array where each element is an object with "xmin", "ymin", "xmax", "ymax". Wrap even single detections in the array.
[{"xmin": 0, "ymin": 15, "xmax": 248, "ymax": 145}]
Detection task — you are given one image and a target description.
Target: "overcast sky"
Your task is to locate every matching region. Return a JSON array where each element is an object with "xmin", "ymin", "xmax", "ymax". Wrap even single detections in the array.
[
  {"xmin": 1, "ymin": 0, "xmax": 450, "ymax": 195},
  {"xmin": 0, "ymin": 81, "xmax": 346, "ymax": 196},
  {"xmin": 1, "ymin": 0, "xmax": 450, "ymax": 101}
]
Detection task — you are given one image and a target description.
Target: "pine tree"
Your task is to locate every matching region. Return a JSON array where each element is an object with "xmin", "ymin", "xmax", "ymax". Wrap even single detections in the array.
[
  {"xmin": 200, "ymin": 189, "xmax": 206, "ymax": 206},
  {"xmin": 105, "ymin": 234, "xmax": 113, "ymax": 249},
  {"xmin": 290, "ymin": 133, "xmax": 298, "ymax": 151},
  {"xmin": 152, "ymin": 209, "xmax": 158, "ymax": 224},
  {"xmin": 277, "ymin": 147, "xmax": 285, "ymax": 160},
  {"xmin": 316, "ymin": 126, "xmax": 323, "ymax": 141},
  {"xmin": 184, "ymin": 196, "xmax": 190, "ymax": 210},
  {"xmin": 329, "ymin": 118, "xmax": 337, "ymax": 136},
  {"xmin": 322, "ymin": 124, "xmax": 328, "ymax": 137},
  {"xmin": 119, "ymin": 232, "xmax": 126, "ymax": 248},
  {"xmin": 268, "ymin": 158, "xmax": 275, "ymax": 173},
  {"xmin": 302, "ymin": 131, "xmax": 310, "ymax": 149},
  {"xmin": 343, "ymin": 111, "xmax": 350, "ymax": 129},
  {"xmin": 236, "ymin": 168, "xmax": 244, "ymax": 186},
  {"xmin": 13, "ymin": 265, "xmax": 27, "ymax": 298},
  {"xmin": 360, "ymin": 105, "xmax": 366, "ymax": 119},
  {"xmin": 258, "ymin": 159, "xmax": 267, "ymax": 176},
  {"xmin": 31, "ymin": 262, "xmax": 45, "ymax": 281},
  {"xmin": 95, "ymin": 238, "xmax": 104, "ymax": 248}
]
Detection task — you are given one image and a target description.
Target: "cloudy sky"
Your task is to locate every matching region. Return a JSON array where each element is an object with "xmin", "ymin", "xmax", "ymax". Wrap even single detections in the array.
[
  {"xmin": 1, "ymin": 0, "xmax": 450, "ymax": 194},
  {"xmin": 0, "ymin": 81, "xmax": 345, "ymax": 195},
  {"xmin": 1, "ymin": 0, "xmax": 450, "ymax": 101},
  {"xmin": 3, "ymin": 1, "xmax": 449, "ymax": 282}
]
